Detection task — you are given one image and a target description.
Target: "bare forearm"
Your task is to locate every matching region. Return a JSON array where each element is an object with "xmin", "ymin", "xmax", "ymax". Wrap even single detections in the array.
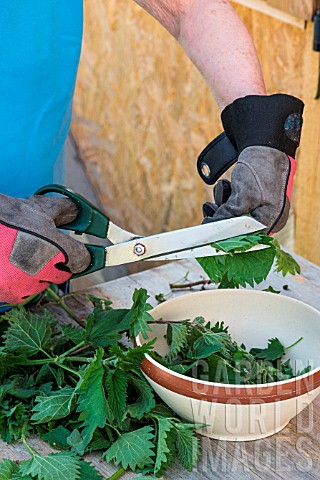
[{"xmin": 134, "ymin": 0, "xmax": 266, "ymax": 109}]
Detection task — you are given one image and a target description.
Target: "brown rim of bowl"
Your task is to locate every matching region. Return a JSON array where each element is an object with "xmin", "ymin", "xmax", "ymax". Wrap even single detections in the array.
[{"xmin": 138, "ymin": 354, "xmax": 320, "ymax": 405}]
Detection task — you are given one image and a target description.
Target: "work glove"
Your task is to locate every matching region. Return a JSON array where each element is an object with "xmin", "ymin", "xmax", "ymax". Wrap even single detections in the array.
[
  {"xmin": 0, "ymin": 195, "xmax": 91, "ymax": 304},
  {"xmin": 202, "ymin": 94, "xmax": 304, "ymax": 233}
]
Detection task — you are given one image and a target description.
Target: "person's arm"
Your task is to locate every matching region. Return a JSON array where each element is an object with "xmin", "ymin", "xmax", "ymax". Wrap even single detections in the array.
[
  {"xmin": 134, "ymin": 0, "xmax": 304, "ymax": 235},
  {"xmin": 133, "ymin": 0, "xmax": 266, "ymax": 109}
]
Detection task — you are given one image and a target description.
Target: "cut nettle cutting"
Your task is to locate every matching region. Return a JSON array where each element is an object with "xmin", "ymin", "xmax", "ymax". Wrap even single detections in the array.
[{"xmin": 197, "ymin": 232, "xmax": 300, "ymax": 289}]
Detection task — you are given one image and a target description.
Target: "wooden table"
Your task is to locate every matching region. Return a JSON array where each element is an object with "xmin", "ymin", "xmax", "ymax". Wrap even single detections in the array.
[{"xmin": 2, "ymin": 255, "xmax": 320, "ymax": 479}]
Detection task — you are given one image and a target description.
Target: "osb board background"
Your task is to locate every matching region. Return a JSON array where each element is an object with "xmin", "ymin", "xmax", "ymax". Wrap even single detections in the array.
[
  {"xmin": 71, "ymin": 1, "xmax": 319, "ymax": 262},
  {"xmin": 266, "ymin": 0, "xmax": 320, "ymax": 20}
]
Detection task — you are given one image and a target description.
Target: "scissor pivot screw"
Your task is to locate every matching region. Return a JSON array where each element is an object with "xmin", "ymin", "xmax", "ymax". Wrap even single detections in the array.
[{"xmin": 134, "ymin": 243, "xmax": 146, "ymax": 256}]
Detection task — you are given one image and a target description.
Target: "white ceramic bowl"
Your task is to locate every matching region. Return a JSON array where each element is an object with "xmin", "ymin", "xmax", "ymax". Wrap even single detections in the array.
[{"xmin": 136, "ymin": 290, "xmax": 320, "ymax": 441}]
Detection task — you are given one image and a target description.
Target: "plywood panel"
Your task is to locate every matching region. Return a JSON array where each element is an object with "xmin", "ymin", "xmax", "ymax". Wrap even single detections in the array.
[
  {"xmin": 266, "ymin": 0, "xmax": 315, "ymax": 20},
  {"xmin": 294, "ymin": 22, "xmax": 320, "ymax": 263}
]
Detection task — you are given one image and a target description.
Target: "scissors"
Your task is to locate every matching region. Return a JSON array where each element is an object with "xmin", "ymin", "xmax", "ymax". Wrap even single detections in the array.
[{"xmin": 35, "ymin": 184, "xmax": 267, "ymax": 279}]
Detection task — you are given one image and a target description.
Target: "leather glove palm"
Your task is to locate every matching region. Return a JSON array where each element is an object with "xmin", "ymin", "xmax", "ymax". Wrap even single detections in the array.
[{"xmin": 0, "ymin": 194, "xmax": 91, "ymax": 304}]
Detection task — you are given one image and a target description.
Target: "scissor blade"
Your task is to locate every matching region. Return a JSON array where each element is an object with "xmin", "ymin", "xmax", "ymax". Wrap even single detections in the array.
[
  {"xmin": 105, "ymin": 216, "xmax": 266, "ymax": 266},
  {"xmin": 145, "ymin": 243, "xmax": 269, "ymax": 261}
]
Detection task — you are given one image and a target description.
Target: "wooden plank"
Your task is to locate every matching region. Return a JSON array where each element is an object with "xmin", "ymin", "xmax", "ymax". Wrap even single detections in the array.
[
  {"xmin": 266, "ymin": 0, "xmax": 314, "ymax": 21},
  {"xmin": 295, "ymin": 21, "xmax": 320, "ymax": 265},
  {"xmin": 232, "ymin": 0, "xmax": 306, "ymax": 27}
]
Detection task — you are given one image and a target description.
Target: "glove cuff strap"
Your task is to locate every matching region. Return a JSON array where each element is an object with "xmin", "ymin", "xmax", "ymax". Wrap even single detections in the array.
[{"xmin": 221, "ymin": 93, "xmax": 304, "ymax": 158}]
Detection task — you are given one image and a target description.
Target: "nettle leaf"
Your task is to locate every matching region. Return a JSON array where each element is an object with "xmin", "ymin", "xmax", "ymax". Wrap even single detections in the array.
[
  {"xmin": 127, "ymin": 374, "xmax": 156, "ymax": 420},
  {"xmin": 31, "ymin": 386, "xmax": 75, "ymax": 424},
  {"xmin": 273, "ymin": 239, "xmax": 301, "ymax": 276},
  {"xmin": 174, "ymin": 424, "xmax": 201, "ymax": 471},
  {"xmin": 41, "ymin": 426, "xmax": 71, "ymax": 450},
  {"xmin": 0, "ymin": 402, "xmax": 29, "ymax": 443},
  {"xmin": 166, "ymin": 324, "xmax": 188, "ymax": 361},
  {"xmin": 190, "ymin": 332, "xmax": 223, "ymax": 359},
  {"xmin": 75, "ymin": 348, "xmax": 112, "ymax": 454},
  {"xmin": 88, "ymin": 429, "xmax": 111, "ymax": 452},
  {"xmin": 0, "ymin": 459, "xmax": 19, "ymax": 479},
  {"xmin": 19, "ymin": 452, "xmax": 80, "ymax": 480},
  {"xmin": 251, "ymin": 338, "xmax": 286, "ymax": 361},
  {"xmin": 153, "ymin": 416, "xmax": 175, "ymax": 475},
  {"xmin": 106, "ymin": 368, "xmax": 128, "ymax": 424},
  {"xmin": 0, "ymin": 349, "xmax": 28, "ymax": 381},
  {"xmin": 3, "ymin": 311, "xmax": 52, "ymax": 356},
  {"xmin": 211, "ymin": 233, "xmax": 265, "ymax": 253},
  {"xmin": 78, "ymin": 460, "xmax": 103, "ymax": 480},
  {"xmin": 198, "ymin": 247, "xmax": 275, "ymax": 288},
  {"xmin": 126, "ymin": 289, "xmax": 153, "ymax": 340},
  {"xmin": 7, "ymin": 374, "xmax": 38, "ymax": 400},
  {"xmin": 60, "ymin": 325, "xmax": 84, "ymax": 345},
  {"xmin": 118, "ymin": 340, "xmax": 156, "ymax": 367},
  {"xmin": 84, "ymin": 309, "xmax": 130, "ymax": 348},
  {"xmin": 103, "ymin": 426, "xmax": 155, "ymax": 471},
  {"xmin": 67, "ymin": 429, "xmax": 85, "ymax": 456}
]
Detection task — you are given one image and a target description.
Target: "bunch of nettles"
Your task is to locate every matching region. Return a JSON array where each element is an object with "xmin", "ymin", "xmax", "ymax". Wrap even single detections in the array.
[{"xmin": 0, "ymin": 289, "xmax": 201, "ymax": 480}]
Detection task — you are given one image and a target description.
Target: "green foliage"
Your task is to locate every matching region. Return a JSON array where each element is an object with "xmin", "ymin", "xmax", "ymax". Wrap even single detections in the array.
[
  {"xmin": 126, "ymin": 288, "xmax": 153, "ymax": 340},
  {"xmin": 84, "ymin": 309, "xmax": 130, "ymax": 347},
  {"xmin": 0, "ymin": 288, "xmax": 201, "ymax": 478},
  {"xmin": 127, "ymin": 373, "xmax": 156, "ymax": 420},
  {"xmin": 250, "ymin": 338, "xmax": 286, "ymax": 361},
  {"xmin": 103, "ymin": 426, "xmax": 155, "ymax": 471},
  {"xmin": 105, "ymin": 367, "xmax": 128, "ymax": 424},
  {"xmin": 31, "ymin": 386, "xmax": 75, "ymax": 424},
  {"xmin": 198, "ymin": 247, "xmax": 275, "ymax": 288},
  {"xmin": 166, "ymin": 323, "xmax": 188, "ymax": 361},
  {"xmin": 75, "ymin": 348, "xmax": 112, "ymax": 454},
  {"xmin": 2, "ymin": 310, "xmax": 52, "ymax": 356},
  {"xmin": 161, "ymin": 317, "xmax": 306, "ymax": 385},
  {"xmin": 41, "ymin": 426, "xmax": 71, "ymax": 450},
  {"xmin": 273, "ymin": 239, "xmax": 301, "ymax": 276},
  {"xmin": 19, "ymin": 452, "xmax": 80, "ymax": 480},
  {"xmin": 190, "ymin": 332, "xmax": 223, "ymax": 359},
  {"xmin": 175, "ymin": 424, "xmax": 201, "ymax": 471},
  {"xmin": 153, "ymin": 417, "xmax": 175, "ymax": 475},
  {"xmin": 0, "ymin": 402, "xmax": 30, "ymax": 443},
  {"xmin": 197, "ymin": 232, "xmax": 300, "ymax": 288}
]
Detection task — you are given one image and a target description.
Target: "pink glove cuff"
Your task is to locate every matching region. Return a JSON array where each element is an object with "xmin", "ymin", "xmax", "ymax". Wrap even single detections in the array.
[{"xmin": 0, "ymin": 224, "xmax": 72, "ymax": 304}]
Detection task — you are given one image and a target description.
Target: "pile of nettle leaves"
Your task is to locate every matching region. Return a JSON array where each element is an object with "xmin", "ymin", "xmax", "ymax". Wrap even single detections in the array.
[
  {"xmin": 0, "ymin": 289, "xmax": 202, "ymax": 479},
  {"xmin": 0, "ymin": 231, "xmax": 301, "ymax": 479},
  {"xmin": 155, "ymin": 317, "xmax": 310, "ymax": 385}
]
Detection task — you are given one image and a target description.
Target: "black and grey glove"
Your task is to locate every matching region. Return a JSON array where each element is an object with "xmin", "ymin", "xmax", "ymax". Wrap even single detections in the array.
[{"xmin": 201, "ymin": 94, "xmax": 304, "ymax": 233}]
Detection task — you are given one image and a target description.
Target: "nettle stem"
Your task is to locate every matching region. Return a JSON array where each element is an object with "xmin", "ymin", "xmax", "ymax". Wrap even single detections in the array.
[
  {"xmin": 46, "ymin": 287, "xmax": 86, "ymax": 328},
  {"xmin": 108, "ymin": 467, "xmax": 126, "ymax": 480},
  {"xmin": 170, "ymin": 279, "xmax": 212, "ymax": 289},
  {"xmin": 60, "ymin": 341, "xmax": 86, "ymax": 358}
]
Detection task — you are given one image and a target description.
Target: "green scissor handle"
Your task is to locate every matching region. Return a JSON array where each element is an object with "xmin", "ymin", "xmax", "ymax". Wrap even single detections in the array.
[
  {"xmin": 35, "ymin": 184, "xmax": 110, "ymax": 237},
  {"xmin": 34, "ymin": 184, "xmax": 109, "ymax": 278}
]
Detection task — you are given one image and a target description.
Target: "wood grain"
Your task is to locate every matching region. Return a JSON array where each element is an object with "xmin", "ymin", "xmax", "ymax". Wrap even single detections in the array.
[
  {"xmin": 295, "ymin": 22, "xmax": 320, "ymax": 264},
  {"xmin": 266, "ymin": 0, "xmax": 315, "ymax": 21}
]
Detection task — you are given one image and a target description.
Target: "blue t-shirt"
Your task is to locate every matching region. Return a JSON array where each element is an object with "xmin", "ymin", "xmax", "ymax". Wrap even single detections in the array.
[{"xmin": 0, "ymin": 1, "xmax": 83, "ymax": 198}]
